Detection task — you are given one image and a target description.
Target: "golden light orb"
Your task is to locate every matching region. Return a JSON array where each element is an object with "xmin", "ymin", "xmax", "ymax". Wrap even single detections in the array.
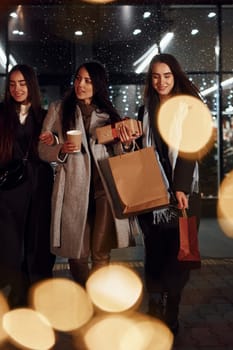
[
  {"xmin": 217, "ymin": 170, "xmax": 233, "ymax": 238},
  {"xmin": 3, "ymin": 308, "xmax": 55, "ymax": 349},
  {"xmin": 30, "ymin": 278, "xmax": 93, "ymax": 332},
  {"xmin": 157, "ymin": 95, "xmax": 214, "ymax": 160},
  {"xmin": 86, "ymin": 264, "xmax": 143, "ymax": 313}
]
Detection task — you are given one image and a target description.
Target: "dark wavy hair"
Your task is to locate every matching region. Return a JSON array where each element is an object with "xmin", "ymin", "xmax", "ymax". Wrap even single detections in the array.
[
  {"xmin": 144, "ymin": 53, "xmax": 201, "ymax": 121},
  {"xmin": 4, "ymin": 64, "xmax": 42, "ymax": 110},
  {"xmin": 61, "ymin": 61, "xmax": 121, "ymax": 135},
  {"xmin": 0, "ymin": 64, "xmax": 43, "ymax": 163}
]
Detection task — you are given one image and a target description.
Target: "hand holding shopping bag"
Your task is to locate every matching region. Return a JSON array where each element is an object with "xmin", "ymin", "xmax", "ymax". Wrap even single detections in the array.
[{"xmin": 178, "ymin": 209, "xmax": 201, "ymax": 262}]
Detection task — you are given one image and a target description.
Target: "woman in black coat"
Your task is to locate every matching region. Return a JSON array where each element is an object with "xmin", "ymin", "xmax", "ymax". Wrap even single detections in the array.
[
  {"xmin": 0, "ymin": 64, "xmax": 55, "ymax": 308},
  {"xmin": 136, "ymin": 54, "xmax": 202, "ymax": 335}
]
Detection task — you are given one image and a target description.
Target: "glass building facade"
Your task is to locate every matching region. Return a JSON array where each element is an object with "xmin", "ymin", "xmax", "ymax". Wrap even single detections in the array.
[{"xmin": 0, "ymin": 1, "xmax": 232, "ymax": 206}]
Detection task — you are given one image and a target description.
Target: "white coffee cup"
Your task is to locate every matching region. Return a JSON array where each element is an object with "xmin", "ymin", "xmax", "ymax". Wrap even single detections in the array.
[{"xmin": 66, "ymin": 130, "xmax": 82, "ymax": 152}]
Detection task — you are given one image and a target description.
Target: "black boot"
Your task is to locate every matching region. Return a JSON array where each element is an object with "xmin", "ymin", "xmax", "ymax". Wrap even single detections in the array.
[
  {"xmin": 148, "ymin": 291, "xmax": 180, "ymax": 336},
  {"xmin": 147, "ymin": 292, "xmax": 167, "ymax": 321},
  {"xmin": 68, "ymin": 258, "xmax": 89, "ymax": 287},
  {"xmin": 164, "ymin": 293, "xmax": 180, "ymax": 336}
]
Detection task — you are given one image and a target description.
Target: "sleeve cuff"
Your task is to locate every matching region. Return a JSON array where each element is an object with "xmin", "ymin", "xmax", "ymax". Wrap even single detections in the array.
[
  {"xmin": 53, "ymin": 135, "xmax": 59, "ymax": 145},
  {"xmin": 57, "ymin": 150, "xmax": 68, "ymax": 163}
]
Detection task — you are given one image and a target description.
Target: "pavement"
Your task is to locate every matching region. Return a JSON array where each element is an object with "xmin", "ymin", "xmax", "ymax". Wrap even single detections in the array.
[
  {"xmin": 171, "ymin": 217, "xmax": 233, "ymax": 349},
  {"xmin": 51, "ymin": 218, "xmax": 233, "ymax": 350},
  {"xmin": 2, "ymin": 218, "xmax": 233, "ymax": 349},
  {"xmin": 172, "ymin": 258, "xmax": 233, "ymax": 350},
  {"xmin": 51, "ymin": 258, "xmax": 233, "ymax": 350}
]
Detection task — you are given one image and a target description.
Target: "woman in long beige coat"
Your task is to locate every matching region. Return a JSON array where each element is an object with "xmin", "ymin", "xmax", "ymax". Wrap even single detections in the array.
[{"xmin": 39, "ymin": 61, "xmax": 136, "ymax": 286}]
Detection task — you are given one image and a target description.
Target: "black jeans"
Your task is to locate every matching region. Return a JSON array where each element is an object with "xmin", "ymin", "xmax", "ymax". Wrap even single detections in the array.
[
  {"xmin": 138, "ymin": 215, "xmax": 190, "ymax": 294},
  {"xmin": 138, "ymin": 193, "xmax": 201, "ymax": 295}
]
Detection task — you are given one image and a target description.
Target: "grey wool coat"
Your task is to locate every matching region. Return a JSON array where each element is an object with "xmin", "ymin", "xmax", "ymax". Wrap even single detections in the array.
[{"xmin": 38, "ymin": 101, "xmax": 137, "ymax": 259}]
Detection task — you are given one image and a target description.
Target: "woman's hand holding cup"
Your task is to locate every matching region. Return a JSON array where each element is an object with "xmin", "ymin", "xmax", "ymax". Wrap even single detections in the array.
[{"xmin": 66, "ymin": 130, "xmax": 82, "ymax": 153}]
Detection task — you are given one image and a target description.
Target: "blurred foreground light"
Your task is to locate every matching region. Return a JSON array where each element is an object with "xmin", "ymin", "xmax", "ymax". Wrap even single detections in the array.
[
  {"xmin": 0, "ymin": 292, "xmax": 9, "ymax": 345},
  {"xmin": 30, "ymin": 278, "xmax": 93, "ymax": 332},
  {"xmin": 3, "ymin": 308, "xmax": 55, "ymax": 350},
  {"xmin": 81, "ymin": 313, "xmax": 173, "ymax": 350},
  {"xmin": 157, "ymin": 95, "xmax": 214, "ymax": 160},
  {"xmin": 86, "ymin": 264, "xmax": 143, "ymax": 313},
  {"xmin": 217, "ymin": 171, "xmax": 233, "ymax": 238}
]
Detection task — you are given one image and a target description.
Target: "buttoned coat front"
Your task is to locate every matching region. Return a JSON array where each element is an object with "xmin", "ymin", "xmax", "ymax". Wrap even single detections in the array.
[{"xmin": 38, "ymin": 101, "xmax": 135, "ymax": 259}]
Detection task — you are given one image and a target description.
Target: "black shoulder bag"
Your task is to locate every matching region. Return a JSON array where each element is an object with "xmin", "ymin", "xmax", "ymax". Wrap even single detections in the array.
[{"xmin": 0, "ymin": 142, "xmax": 31, "ymax": 191}]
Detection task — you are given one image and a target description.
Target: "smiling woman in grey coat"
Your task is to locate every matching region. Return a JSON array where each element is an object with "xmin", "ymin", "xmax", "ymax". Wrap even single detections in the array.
[{"xmin": 39, "ymin": 61, "xmax": 135, "ymax": 286}]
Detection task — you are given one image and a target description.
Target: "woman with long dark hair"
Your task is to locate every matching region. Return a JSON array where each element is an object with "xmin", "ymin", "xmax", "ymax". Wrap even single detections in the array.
[
  {"xmin": 0, "ymin": 64, "xmax": 55, "ymax": 307},
  {"xmin": 39, "ymin": 61, "xmax": 135, "ymax": 286},
  {"xmin": 136, "ymin": 53, "xmax": 202, "ymax": 335}
]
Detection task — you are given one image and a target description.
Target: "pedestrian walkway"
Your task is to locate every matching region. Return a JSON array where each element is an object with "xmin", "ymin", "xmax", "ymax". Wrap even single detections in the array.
[
  {"xmin": 173, "ymin": 258, "xmax": 233, "ymax": 350},
  {"xmin": 52, "ymin": 218, "xmax": 233, "ymax": 349},
  {"xmin": 1, "ymin": 220, "xmax": 232, "ymax": 349},
  {"xmin": 52, "ymin": 257, "xmax": 233, "ymax": 350}
]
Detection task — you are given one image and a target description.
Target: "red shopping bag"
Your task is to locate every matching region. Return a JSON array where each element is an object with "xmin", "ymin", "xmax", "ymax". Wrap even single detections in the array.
[{"xmin": 178, "ymin": 209, "xmax": 201, "ymax": 262}]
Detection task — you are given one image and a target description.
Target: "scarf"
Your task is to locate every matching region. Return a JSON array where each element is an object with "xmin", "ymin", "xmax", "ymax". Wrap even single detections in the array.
[{"xmin": 142, "ymin": 105, "xmax": 198, "ymax": 224}]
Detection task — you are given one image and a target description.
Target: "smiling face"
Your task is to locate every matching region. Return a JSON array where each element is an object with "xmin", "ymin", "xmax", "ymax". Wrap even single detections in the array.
[
  {"xmin": 151, "ymin": 62, "xmax": 175, "ymax": 102},
  {"xmin": 74, "ymin": 66, "xmax": 94, "ymax": 105},
  {"xmin": 9, "ymin": 70, "xmax": 29, "ymax": 104}
]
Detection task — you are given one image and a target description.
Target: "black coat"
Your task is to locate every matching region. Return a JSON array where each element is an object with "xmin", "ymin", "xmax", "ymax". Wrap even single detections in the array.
[
  {"xmin": 137, "ymin": 105, "xmax": 201, "ymax": 295},
  {"xmin": 0, "ymin": 107, "xmax": 55, "ymax": 289}
]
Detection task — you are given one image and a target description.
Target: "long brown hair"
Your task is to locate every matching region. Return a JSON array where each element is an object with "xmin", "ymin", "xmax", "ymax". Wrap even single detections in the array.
[
  {"xmin": 144, "ymin": 53, "xmax": 201, "ymax": 122},
  {"xmin": 61, "ymin": 61, "xmax": 121, "ymax": 136},
  {"xmin": 0, "ymin": 64, "xmax": 43, "ymax": 163}
]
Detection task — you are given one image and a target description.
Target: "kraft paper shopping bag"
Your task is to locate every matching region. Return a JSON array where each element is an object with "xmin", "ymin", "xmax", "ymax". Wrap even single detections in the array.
[{"xmin": 105, "ymin": 147, "xmax": 169, "ymax": 217}]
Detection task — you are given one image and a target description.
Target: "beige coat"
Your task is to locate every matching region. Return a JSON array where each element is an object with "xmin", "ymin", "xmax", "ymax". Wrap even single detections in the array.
[{"xmin": 38, "ymin": 101, "xmax": 137, "ymax": 258}]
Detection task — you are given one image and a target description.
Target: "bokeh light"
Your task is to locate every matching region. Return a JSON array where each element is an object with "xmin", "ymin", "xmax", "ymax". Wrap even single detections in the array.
[
  {"xmin": 217, "ymin": 170, "xmax": 233, "ymax": 238},
  {"xmin": 30, "ymin": 278, "xmax": 93, "ymax": 332},
  {"xmin": 81, "ymin": 0, "xmax": 116, "ymax": 3},
  {"xmin": 2, "ymin": 308, "xmax": 55, "ymax": 350},
  {"xmin": 0, "ymin": 292, "xmax": 9, "ymax": 345},
  {"xmin": 80, "ymin": 313, "xmax": 173, "ymax": 350},
  {"xmin": 157, "ymin": 95, "xmax": 214, "ymax": 160},
  {"xmin": 86, "ymin": 264, "xmax": 143, "ymax": 313}
]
